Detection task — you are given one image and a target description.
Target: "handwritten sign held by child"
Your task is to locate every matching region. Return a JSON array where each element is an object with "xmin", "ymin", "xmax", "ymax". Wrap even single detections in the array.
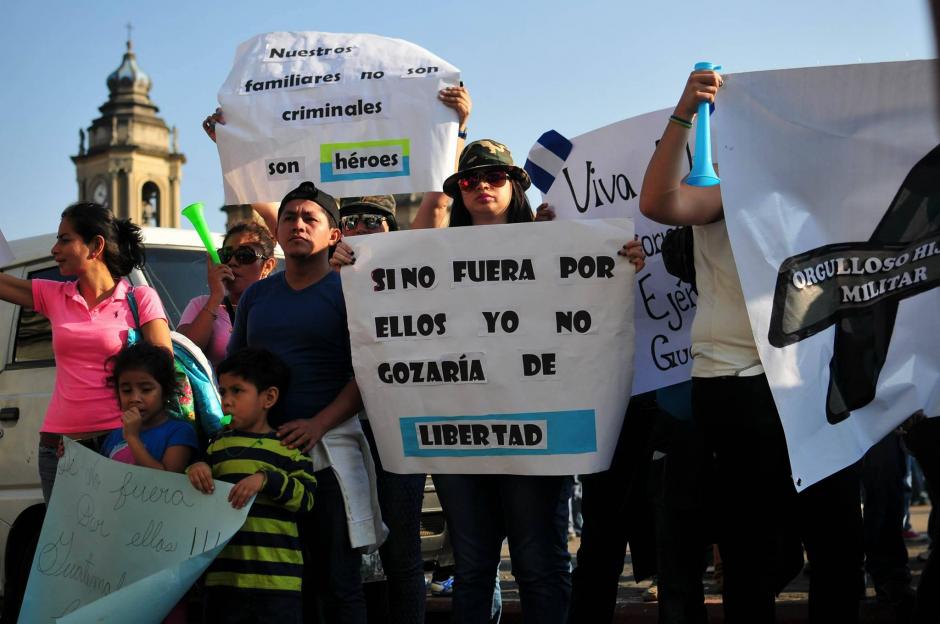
[{"xmin": 19, "ymin": 440, "xmax": 249, "ymax": 624}]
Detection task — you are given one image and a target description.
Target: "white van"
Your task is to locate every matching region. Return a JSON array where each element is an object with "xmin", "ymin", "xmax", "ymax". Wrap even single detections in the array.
[
  {"xmin": 0, "ymin": 227, "xmax": 221, "ymax": 620},
  {"xmin": 0, "ymin": 227, "xmax": 452, "ymax": 618}
]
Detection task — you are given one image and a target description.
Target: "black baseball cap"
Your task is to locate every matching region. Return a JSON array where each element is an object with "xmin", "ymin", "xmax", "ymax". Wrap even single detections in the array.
[{"xmin": 277, "ymin": 181, "xmax": 340, "ymax": 226}]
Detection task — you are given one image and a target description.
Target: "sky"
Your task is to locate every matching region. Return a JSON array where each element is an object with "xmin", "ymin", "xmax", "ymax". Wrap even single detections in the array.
[{"xmin": 0, "ymin": 0, "xmax": 935, "ymax": 240}]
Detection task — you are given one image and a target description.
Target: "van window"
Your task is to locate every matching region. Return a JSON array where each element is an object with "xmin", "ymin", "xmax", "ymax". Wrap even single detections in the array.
[
  {"xmin": 140, "ymin": 248, "xmax": 217, "ymax": 329},
  {"xmin": 12, "ymin": 267, "xmax": 74, "ymax": 365}
]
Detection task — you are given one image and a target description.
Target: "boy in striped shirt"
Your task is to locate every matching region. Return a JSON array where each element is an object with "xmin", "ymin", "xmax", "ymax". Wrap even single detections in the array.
[{"xmin": 187, "ymin": 347, "xmax": 315, "ymax": 624}]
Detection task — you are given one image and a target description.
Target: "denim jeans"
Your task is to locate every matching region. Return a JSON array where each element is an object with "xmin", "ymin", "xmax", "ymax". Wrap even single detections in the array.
[
  {"xmin": 361, "ymin": 420, "xmax": 426, "ymax": 624},
  {"xmin": 38, "ymin": 444, "xmax": 59, "ymax": 505},
  {"xmin": 433, "ymin": 473, "xmax": 572, "ymax": 624}
]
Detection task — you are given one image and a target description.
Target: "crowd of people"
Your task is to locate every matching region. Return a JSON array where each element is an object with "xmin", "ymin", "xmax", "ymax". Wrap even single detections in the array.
[{"xmin": 0, "ymin": 67, "xmax": 937, "ymax": 624}]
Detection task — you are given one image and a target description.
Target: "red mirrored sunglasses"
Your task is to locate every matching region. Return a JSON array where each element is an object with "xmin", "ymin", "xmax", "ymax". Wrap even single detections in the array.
[{"xmin": 457, "ymin": 170, "xmax": 512, "ymax": 192}]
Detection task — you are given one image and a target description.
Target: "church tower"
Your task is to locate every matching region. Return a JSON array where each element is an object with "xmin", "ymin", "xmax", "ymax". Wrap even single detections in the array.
[{"xmin": 72, "ymin": 34, "xmax": 185, "ymax": 227}]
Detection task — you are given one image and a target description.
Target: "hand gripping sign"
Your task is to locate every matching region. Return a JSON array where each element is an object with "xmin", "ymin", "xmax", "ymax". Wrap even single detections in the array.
[
  {"xmin": 768, "ymin": 144, "xmax": 940, "ymax": 423},
  {"xmin": 216, "ymin": 31, "xmax": 460, "ymax": 203}
]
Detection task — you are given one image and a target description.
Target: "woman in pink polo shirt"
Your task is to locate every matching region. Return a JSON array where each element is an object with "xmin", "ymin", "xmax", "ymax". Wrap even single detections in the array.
[{"xmin": 0, "ymin": 203, "xmax": 171, "ymax": 503}]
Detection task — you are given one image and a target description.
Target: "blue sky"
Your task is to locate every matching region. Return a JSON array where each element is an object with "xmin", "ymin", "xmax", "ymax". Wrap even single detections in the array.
[{"xmin": 0, "ymin": 0, "xmax": 934, "ymax": 240}]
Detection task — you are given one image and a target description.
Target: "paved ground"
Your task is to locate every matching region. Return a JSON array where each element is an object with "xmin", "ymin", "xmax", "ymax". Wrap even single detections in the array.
[{"xmin": 426, "ymin": 503, "xmax": 933, "ymax": 623}]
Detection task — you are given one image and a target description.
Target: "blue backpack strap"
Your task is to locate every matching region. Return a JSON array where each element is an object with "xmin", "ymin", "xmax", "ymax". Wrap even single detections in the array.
[{"xmin": 126, "ymin": 286, "xmax": 142, "ymax": 344}]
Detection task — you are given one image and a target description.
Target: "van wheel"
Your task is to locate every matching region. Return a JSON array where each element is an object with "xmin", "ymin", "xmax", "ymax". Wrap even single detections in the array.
[{"xmin": 1, "ymin": 509, "xmax": 43, "ymax": 623}]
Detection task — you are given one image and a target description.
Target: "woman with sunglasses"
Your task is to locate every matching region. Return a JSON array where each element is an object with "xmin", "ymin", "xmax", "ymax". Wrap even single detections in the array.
[
  {"xmin": 178, "ymin": 221, "xmax": 277, "ymax": 368},
  {"xmin": 419, "ymin": 139, "xmax": 644, "ymax": 624}
]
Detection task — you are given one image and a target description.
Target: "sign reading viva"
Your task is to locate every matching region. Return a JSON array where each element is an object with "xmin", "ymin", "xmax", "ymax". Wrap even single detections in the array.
[
  {"xmin": 524, "ymin": 111, "xmax": 699, "ymax": 395},
  {"xmin": 341, "ymin": 220, "xmax": 636, "ymax": 476},
  {"xmin": 216, "ymin": 32, "xmax": 460, "ymax": 202}
]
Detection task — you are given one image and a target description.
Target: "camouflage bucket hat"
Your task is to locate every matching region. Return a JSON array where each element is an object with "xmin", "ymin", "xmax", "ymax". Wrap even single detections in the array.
[
  {"xmin": 340, "ymin": 195, "xmax": 398, "ymax": 230},
  {"xmin": 442, "ymin": 139, "xmax": 532, "ymax": 197}
]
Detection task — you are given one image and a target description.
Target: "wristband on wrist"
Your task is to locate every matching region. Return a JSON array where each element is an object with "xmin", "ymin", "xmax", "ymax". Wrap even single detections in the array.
[
  {"xmin": 668, "ymin": 115, "xmax": 693, "ymax": 129},
  {"xmin": 458, "ymin": 127, "xmax": 468, "ymax": 140}
]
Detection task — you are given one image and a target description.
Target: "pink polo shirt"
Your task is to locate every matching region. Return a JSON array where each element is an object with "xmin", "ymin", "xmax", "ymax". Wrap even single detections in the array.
[{"xmin": 31, "ymin": 279, "xmax": 166, "ymax": 434}]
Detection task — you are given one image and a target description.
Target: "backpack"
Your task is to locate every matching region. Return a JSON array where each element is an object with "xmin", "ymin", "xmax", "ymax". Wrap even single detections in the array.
[{"xmin": 126, "ymin": 290, "xmax": 225, "ymax": 446}]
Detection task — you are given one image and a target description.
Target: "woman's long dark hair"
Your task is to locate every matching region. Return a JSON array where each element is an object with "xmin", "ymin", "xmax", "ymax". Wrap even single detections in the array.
[
  {"xmin": 61, "ymin": 203, "xmax": 145, "ymax": 278},
  {"xmin": 448, "ymin": 177, "xmax": 534, "ymax": 228}
]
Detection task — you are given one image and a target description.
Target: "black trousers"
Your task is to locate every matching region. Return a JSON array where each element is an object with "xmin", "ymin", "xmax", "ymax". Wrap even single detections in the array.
[
  {"xmin": 904, "ymin": 416, "xmax": 940, "ymax": 623},
  {"xmin": 694, "ymin": 375, "xmax": 864, "ymax": 624},
  {"xmin": 567, "ymin": 395, "xmax": 657, "ymax": 623}
]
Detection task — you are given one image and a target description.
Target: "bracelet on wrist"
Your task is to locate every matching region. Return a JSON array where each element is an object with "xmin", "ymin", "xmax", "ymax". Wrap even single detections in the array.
[
  {"xmin": 457, "ymin": 127, "xmax": 468, "ymax": 140},
  {"xmin": 203, "ymin": 306, "xmax": 219, "ymax": 320},
  {"xmin": 668, "ymin": 115, "xmax": 693, "ymax": 129}
]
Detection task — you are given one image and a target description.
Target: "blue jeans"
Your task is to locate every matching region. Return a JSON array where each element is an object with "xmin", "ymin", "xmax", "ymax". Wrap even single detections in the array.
[
  {"xmin": 433, "ymin": 474, "xmax": 572, "ymax": 624},
  {"xmin": 38, "ymin": 445, "xmax": 59, "ymax": 505},
  {"xmin": 361, "ymin": 420, "xmax": 426, "ymax": 624}
]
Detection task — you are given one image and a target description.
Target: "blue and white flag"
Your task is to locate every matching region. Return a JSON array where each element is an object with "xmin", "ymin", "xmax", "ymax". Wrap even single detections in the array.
[{"xmin": 524, "ymin": 130, "xmax": 573, "ymax": 193}]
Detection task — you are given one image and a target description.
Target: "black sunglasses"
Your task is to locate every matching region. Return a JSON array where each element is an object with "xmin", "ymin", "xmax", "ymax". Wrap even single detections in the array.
[
  {"xmin": 457, "ymin": 170, "xmax": 511, "ymax": 191},
  {"xmin": 217, "ymin": 245, "xmax": 268, "ymax": 265},
  {"xmin": 340, "ymin": 214, "xmax": 389, "ymax": 231}
]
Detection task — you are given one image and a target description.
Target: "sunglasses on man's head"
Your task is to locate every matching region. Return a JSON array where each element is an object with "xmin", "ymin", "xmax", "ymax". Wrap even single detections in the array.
[
  {"xmin": 340, "ymin": 214, "xmax": 389, "ymax": 231},
  {"xmin": 457, "ymin": 170, "xmax": 511, "ymax": 192},
  {"xmin": 216, "ymin": 245, "xmax": 268, "ymax": 265}
]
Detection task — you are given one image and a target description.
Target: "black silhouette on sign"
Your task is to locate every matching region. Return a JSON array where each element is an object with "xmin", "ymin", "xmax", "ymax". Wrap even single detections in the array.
[{"xmin": 768, "ymin": 145, "xmax": 940, "ymax": 424}]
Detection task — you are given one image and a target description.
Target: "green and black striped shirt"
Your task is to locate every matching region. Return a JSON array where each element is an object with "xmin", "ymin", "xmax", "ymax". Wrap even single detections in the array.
[{"xmin": 204, "ymin": 430, "xmax": 316, "ymax": 593}]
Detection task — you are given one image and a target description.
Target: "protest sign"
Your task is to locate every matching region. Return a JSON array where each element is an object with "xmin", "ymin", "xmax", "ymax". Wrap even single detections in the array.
[
  {"xmin": 216, "ymin": 31, "xmax": 460, "ymax": 203},
  {"xmin": 341, "ymin": 219, "xmax": 635, "ymax": 475},
  {"xmin": 524, "ymin": 111, "xmax": 697, "ymax": 394},
  {"xmin": 713, "ymin": 60, "xmax": 940, "ymax": 490},
  {"xmin": 19, "ymin": 440, "xmax": 249, "ymax": 623}
]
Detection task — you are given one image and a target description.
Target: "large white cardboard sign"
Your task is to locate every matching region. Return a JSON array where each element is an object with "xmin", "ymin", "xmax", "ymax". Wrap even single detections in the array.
[
  {"xmin": 19, "ymin": 440, "xmax": 249, "ymax": 623},
  {"xmin": 216, "ymin": 31, "xmax": 460, "ymax": 203},
  {"xmin": 342, "ymin": 220, "xmax": 635, "ymax": 475},
  {"xmin": 714, "ymin": 60, "xmax": 940, "ymax": 490},
  {"xmin": 525, "ymin": 111, "xmax": 697, "ymax": 395}
]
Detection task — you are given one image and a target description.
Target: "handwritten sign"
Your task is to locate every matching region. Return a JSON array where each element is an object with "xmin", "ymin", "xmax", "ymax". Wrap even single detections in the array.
[
  {"xmin": 216, "ymin": 31, "xmax": 460, "ymax": 202},
  {"xmin": 525, "ymin": 110, "xmax": 698, "ymax": 395},
  {"xmin": 19, "ymin": 440, "xmax": 249, "ymax": 624},
  {"xmin": 342, "ymin": 219, "xmax": 635, "ymax": 475}
]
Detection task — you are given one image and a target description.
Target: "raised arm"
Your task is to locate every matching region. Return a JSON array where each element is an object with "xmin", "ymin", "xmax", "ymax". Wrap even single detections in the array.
[
  {"xmin": 0, "ymin": 274, "xmax": 33, "ymax": 309},
  {"xmin": 639, "ymin": 70, "xmax": 724, "ymax": 226},
  {"xmin": 178, "ymin": 259, "xmax": 234, "ymax": 349}
]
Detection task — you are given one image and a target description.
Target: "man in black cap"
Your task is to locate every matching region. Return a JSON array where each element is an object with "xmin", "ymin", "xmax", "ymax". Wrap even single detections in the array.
[{"xmin": 229, "ymin": 181, "xmax": 382, "ymax": 623}]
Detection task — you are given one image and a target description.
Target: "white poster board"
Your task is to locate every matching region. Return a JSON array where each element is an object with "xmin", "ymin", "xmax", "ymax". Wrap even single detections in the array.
[
  {"xmin": 714, "ymin": 60, "xmax": 940, "ymax": 490},
  {"xmin": 216, "ymin": 31, "xmax": 460, "ymax": 203},
  {"xmin": 525, "ymin": 110, "xmax": 697, "ymax": 394},
  {"xmin": 19, "ymin": 440, "xmax": 249, "ymax": 623},
  {"xmin": 341, "ymin": 220, "xmax": 635, "ymax": 475}
]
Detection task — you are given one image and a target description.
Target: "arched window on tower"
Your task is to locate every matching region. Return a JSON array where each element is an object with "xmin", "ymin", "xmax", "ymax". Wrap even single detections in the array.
[{"xmin": 141, "ymin": 181, "xmax": 160, "ymax": 226}]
